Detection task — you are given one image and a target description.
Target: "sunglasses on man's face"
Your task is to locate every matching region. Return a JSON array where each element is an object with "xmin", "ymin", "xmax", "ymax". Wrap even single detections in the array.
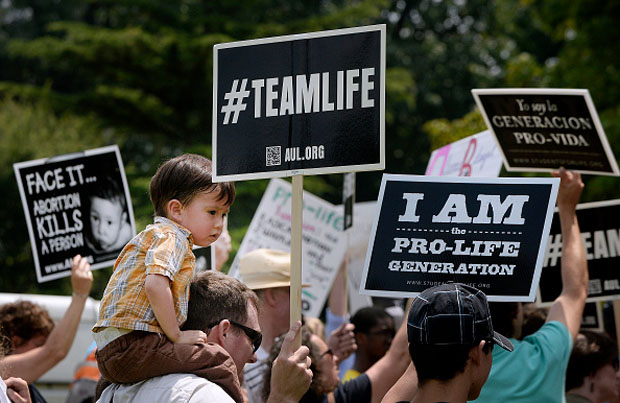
[{"xmin": 207, "ymin": 319, "xmax": 262, "ymax": 353}]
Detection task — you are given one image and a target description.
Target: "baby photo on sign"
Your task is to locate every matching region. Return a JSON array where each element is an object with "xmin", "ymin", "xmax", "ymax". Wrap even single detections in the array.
[{"xmin": 13, "ymin": 145, "xmax": 135, "ymax": 283}]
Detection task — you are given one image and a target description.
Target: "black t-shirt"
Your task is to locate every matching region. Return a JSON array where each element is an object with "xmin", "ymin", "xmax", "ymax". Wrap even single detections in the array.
[{"xmin": 301, "ymin": 373, "xmax": 372, "ymax": 403}]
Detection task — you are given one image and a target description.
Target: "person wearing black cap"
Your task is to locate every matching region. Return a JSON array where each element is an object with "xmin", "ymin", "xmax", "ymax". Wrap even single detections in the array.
[{"xmin": 384, "ymin": 283, "xmax": 514, "ymax": 403}]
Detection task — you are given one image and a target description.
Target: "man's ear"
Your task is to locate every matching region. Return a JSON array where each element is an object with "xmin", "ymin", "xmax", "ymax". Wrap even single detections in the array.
[
  {"xmin": 167, "ymin": 199, "xmax": 184, "ymax": 221},
  {"xmin": 210, "ymin": 320, "xmax": 232, "ymax": 344},
  {"xmin": 10, "ymin": 335, "xmax": 23, "ymax": 349},
  {"xmin": 264, "ymin": 288, "xmax": 278, "ymax": 307},
  {"xmin": 470, "ymin": 340, "xmax": 487, "ymax": 366}
]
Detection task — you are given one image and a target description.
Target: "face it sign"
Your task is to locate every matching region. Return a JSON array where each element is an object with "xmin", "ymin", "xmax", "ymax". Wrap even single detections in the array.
[{"xmin": 213, "ymin": 25, "xmax": 385, "ymax": 181}]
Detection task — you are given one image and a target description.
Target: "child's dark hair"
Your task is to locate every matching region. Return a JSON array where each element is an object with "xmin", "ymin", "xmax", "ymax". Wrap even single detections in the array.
[
  {"xmin": 149, "ymin": 154, "xmax": 235, "ymax": 217},
  {"xmin": 91, "ymin": 175, "xmax": 126, "ymax": 211}
]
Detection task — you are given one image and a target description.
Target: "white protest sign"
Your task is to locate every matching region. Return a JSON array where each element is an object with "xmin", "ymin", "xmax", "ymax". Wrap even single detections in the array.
[
  {"xmin": 345, "ymin": 201, "xmax": 376, "ymax": 314},
  {"xmin": 230, "ymin": 178, "xmax": 347, "ymax": 317},
  {"xmin": 425, "ymin": 130, "xmax": 503, "ymax": 177}
]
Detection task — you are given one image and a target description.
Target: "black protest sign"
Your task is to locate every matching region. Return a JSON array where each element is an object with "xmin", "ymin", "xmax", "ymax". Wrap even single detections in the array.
[
  {"xmin": 539, "ymin": 200, "xmax": 620, "ymax": 303},
  {"xmin": 361, "ymin": 175, "xmax": 559, "ymax": 301},
  {"xmin": 581, "ymin": 302, "xmax": 602, "ymax": 330},
  {"xmin": 213, "ymin": 25, "xmax": 385, "ymax": 181},
  {"xmin": 472, "ymin": 89, "xmax": 619, "ymax": 176},
  {"xmin": 343, "ymin": 173, "xmax": 355, "ymax": 230},
  {"xmin": 193, "ymin": 246, "xmax": 213, "ymax": 273},
  {"xmin": 13, "ymin": 145, "xmax": 135, "ymax": 282}
]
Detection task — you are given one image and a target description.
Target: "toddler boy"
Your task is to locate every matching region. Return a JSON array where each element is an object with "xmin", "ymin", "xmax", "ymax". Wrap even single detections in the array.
[{"xmin": 92, "ymin": 154, "xmax": 242, "ymax": 402}]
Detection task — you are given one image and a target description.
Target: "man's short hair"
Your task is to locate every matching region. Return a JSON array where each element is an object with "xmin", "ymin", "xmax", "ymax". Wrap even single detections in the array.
[
  {"xmin": 566, "ymin": 330, "xmax": 619, "ymax": 390},
  {"xmin": 407, "ymin": 283, "xmax": 513, "ymax": 384},
  {"xmin": 0, "ymin": 300, "xmax": 54, "ymax": 352},
  {"xmin": 149, "ymin": 154, "xmax": 235, "ymax": 217},
  {"xmin": 182, "ymin": 271, "xmax": 259, "ymax": 333},
  {"xmin": 351, "ymin": 307, "xmax": 392, "ymax": 334}
]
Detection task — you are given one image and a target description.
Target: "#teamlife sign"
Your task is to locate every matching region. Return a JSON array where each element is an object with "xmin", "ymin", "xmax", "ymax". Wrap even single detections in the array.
[
  {"xmin": 14, "ymin": 145, "xmax": 135, "ymax": 283},
  {"xmin": 472, "ymin": 88, "xmax": 620, "ymax": 176},
  {"xmin": 425, "ymin": 130, "xmax": 503, "ymax": 177},
  {"xmin": 213, "ymin": 25, "xmax": 385, "ymax": 181},
  {"xmin": 539, "ymin": 200, "xmax": 620, "ymax": 304},
  {"xmin": 361, "ymin": 175, "xmax": 559, "ymax": 301}
]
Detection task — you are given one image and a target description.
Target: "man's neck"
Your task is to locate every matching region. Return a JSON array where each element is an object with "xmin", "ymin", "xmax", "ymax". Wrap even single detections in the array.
[
  {"xmin": 353, "ymin": 351, "xmax": 375, "ymax": 374},
  {"xmin": 413, "ymin": 377, "xmax": 471, "ymax": 403}
]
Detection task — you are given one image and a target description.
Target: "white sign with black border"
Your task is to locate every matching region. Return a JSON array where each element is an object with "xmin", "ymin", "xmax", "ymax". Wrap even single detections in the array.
[
  {"xmin": 229, "ymin": 178, "xmax": 347, "ymax": 317},
  {"xmin": 360, "ymin": 174, "xmax": 559, "ymax": 301},
  {"xmin": 212, "ymin": 25, "xmax": 385, "ymax": 182},
  {"xmin": 425, "ymin": 130, "xmax": 503, "ymax": 177},
  {"xmin": 472, "ymin": 88, "xmax": 619, "ymax": 176},
  {"xmin": 13, "ymin": 145, "xmax": 135, "ymax": 283}
]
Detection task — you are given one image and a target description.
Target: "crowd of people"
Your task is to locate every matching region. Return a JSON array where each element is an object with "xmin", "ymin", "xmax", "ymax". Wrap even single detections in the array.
[{"xmin": 0, "ymin": 154, "xmax": 618, "ymax": 403}]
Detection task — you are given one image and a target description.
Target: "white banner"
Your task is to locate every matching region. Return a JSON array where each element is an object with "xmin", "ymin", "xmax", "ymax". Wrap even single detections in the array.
[
  {"xmin": 425, "ymin": 130, "xmax": 503, "ymax": 177},
  {"xmin": 230, "ymin": 178, "xmax": 347, "ymax": 317}
]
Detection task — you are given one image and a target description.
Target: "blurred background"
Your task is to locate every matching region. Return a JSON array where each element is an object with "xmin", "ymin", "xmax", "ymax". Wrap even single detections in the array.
[{"xmin": 1, "ymin": 0, "xmax": 619, "ymax": 297}]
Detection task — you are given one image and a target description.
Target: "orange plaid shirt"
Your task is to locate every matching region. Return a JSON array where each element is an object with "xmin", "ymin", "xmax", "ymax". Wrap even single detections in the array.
[{"xmin": 93, "ymin": 216, "xmax": 196, "ymax": 334}]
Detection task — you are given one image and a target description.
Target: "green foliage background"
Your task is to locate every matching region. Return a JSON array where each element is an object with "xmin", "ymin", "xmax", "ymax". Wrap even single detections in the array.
[{"xmin": 1, "ymin": 0, "xmax": 618, "ymax": 297}]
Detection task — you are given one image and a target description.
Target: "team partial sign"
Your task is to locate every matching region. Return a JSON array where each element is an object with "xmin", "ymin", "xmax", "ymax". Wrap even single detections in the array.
[
  {"xmin": 472, "ymin": 88, "xmax": 619, "ymax": 176},
  {"xmin": 361, "ymin": 175, "xmax": 559, "ymax": 301},
  {"xmin": 14, "ymin": 146, "xmax": 135, "ymax": 282},
  {"xmin": 213, "ymin": 25, "xmax": 385, "ymax": 181},
  {"xmin": 539, "ymin": 200, "xmax": 620, "ymax": 303}
]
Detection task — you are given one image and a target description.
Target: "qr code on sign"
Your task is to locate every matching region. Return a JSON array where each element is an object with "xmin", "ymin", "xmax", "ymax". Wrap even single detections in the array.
[{"xmin": 266, "ymin": 146, "xmax": 281, "ymax": 166}]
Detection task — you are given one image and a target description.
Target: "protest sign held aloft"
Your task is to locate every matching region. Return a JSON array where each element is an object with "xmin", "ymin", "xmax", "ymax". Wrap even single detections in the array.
[
  {"xmin": 212, "ymin": 25, "xmax": 385, "ymax": 182},
  {"xmin": 425, "ymin": 130, "xmax": 503, "ymax": 177},
  {"xmin": 472, "ymin": 88, "xmax": 620, "ymax": 176},
  {"xmin": 229, "ymin": 178, "xmax": 346, "ymax": 317},
  {"xmin": 14, "ymin": 145, "xmax": 135, "ymax": 283},
  {"xmin": 539, "ymin": 199, "xmax": 620, "ymax": 303},
  {"xmin": 361, "ymin": 175, "xmax": 559, "ymax": 301}
]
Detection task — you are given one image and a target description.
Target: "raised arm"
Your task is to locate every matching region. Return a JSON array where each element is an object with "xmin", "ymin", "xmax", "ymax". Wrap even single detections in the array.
[
  {"xmin": 365, "ymin": 302, "xmax": 411, "ymax": 403},
  {"xmin": 546, "ymin": 168, "xmax": 588, "ymax": 341},
  {"xmin": 3, "ymin": 255, "xmax": 93, "ymax": 383},
  {"xmin": 326, "ymin": 257, "xmax": 356, "ymax": 364}
]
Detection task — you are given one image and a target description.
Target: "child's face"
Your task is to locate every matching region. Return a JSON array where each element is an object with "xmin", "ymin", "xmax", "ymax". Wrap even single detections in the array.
[
  {"xmin": 173, "ymin": 190, "xmax": 229, "ymax": 247},
  {"xmin": 90, "ymin": 196, "xmax": 126, "ymax": 250}
]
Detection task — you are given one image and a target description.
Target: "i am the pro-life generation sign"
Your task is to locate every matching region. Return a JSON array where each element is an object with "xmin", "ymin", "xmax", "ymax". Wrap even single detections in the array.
[
  {"xmin": 212, "ymin": 25, "xmax": 385, "ymax": 181},
  {"xmin": 539, "ymin": 200, "xmax": 620, "ymax": 304},
  {"xmin": 14, "ymin": 145, "xmax": 135, "ymax": 283},
  {"xmin": 472, "ymin": 89, "xmax": 620, "ymax": 176},
  {"xmin": 361, "ymin": 175, "xmax": 559, "ymax": 301}
]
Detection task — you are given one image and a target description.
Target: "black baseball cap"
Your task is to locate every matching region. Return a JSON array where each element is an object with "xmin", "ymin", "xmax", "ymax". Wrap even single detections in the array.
[{"xmin": 407, "ymin": 283, "xmax": 514, "ymax": 352}]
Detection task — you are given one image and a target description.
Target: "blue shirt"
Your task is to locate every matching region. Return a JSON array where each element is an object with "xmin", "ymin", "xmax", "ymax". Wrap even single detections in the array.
[{"xmin": 471, "ymin": 321, "xmax": 573, "ymax": 403}]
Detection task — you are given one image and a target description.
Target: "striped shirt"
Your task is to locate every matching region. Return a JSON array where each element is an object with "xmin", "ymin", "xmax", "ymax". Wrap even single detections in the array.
[{"xmin": 93, "ymin": 216, "xmax": 195, "ymax": 334}]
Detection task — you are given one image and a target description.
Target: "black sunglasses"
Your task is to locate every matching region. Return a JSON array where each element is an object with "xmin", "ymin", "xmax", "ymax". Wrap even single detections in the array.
[{"xmin": 208, "ymin": 319, "xmax": 262, "ymax": 353}]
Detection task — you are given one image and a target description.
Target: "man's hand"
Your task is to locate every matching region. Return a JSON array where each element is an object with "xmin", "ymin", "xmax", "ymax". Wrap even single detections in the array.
[
  {"xmin": 552, "ymin": 167, "xmax": 584, "ymax": 211},
  {"xmin": 328, "ymin": 323, "xmax": 357, "ymax": 364},
  {"xmin": 267, "ymin": 321, "xmax": 312, "ymax": 403},
  {"xmin": 71, "ymin": 255, "xmax": 93, "ymax": 298},
  {"xmin": 175, "ymin": 329, "xmax": 208, "ymax": 345},
  {"xmin": 4, "ymin": 377, "xmax": 32, "ymax": 403}
]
